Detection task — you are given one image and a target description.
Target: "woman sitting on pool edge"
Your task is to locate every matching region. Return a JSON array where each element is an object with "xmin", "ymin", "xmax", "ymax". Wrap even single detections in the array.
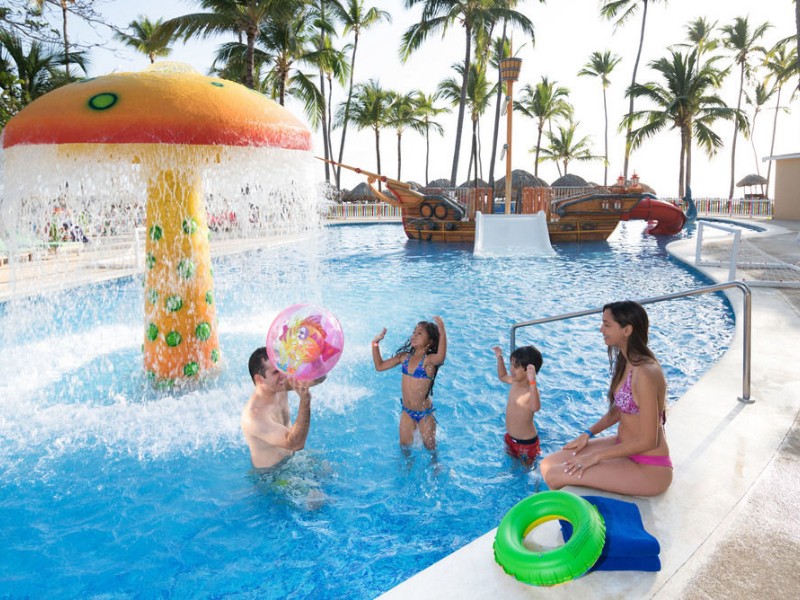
[{"xmin": 541, "ymin": 301, "xmax": 672, "ymax": 497}]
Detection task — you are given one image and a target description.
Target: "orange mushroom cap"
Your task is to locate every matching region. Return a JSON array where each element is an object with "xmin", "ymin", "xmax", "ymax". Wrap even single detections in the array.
[{"xmin": 2, "ymin": 65, "xmax": 312, "ymax": 151}]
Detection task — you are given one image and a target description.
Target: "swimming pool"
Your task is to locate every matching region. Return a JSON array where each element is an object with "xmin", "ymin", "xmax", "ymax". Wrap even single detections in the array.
[{"xmin": 0, "ymin": 222, "xmax": 733, "ymax": 598}]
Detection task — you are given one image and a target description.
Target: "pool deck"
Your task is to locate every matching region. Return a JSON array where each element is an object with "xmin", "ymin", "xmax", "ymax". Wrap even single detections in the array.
[
  {"xmin": 2, "ymin": 219, "xmax": 798, "ymax": 598},
  {"xmin": 381, "ymin": 219, "xmax": 800, "ymax": 599}
]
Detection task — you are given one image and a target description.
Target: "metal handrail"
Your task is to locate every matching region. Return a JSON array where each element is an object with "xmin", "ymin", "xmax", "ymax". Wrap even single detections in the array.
[{"xmin": 510, "ymin": 281, "xmax": 753, "ymax": 403}]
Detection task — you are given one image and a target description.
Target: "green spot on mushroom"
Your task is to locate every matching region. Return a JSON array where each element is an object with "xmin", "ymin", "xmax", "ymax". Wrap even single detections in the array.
[
  {"xmin": 182, "ymin": 218, "xmax": 198, "ymax": 235},
  {"xmin": 145, "ymin": 253, "xmax": 156, "ymax": 269},
  {"xmin": 183, "ymin": 362, "xmax": 200, "ymax": 377},
  {"xmin": 205, "ymin": 290, "xmax": 214, "ymax": 305},
  {"xmin": 210, "ymin": 81, "xmax": 224, "ymax": 87},
  {"xmin": 155, "ymin": 377, "xmax": 174, "ymax": 390},
  {"xmin": 165, "ymin": 295, "xmax": 183, "ymax": 312},
  {"xmin": 146, "ymin": 288, "xmax": 159, "ymax": 304},
  {"xmin": 196, "ymin": 322, "xmax": 211, "ymax": 341},
  {"xmin": 146, "ymin": 371, "xmax": 156, "ymax": 382},
  {"xmin": 165, "ymin": 331, "xmax": 182, "ymax": 347},
  {"xmin": 177, "ymin": 258, "xmax": 196, "ymax": 279},
  {"xmin": 149, "ymin": 224, "xmax": 163, "ymax": 241},
  {"xmin": 146, "ymin": 323, "xmax": 158, "ymax": 341},
  {"xmin": 88, "ymin": 92, "xmax": 118, "ymax": 110},
  {"xmin": 211, "ymin": 348, "xmax": 220, "ymax": 363}
]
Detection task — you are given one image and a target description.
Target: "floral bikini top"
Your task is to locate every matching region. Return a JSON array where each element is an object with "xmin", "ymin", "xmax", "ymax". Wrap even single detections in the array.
[{"xmin": 614, "ymin": 370, "xmax": 666, "ymax": 424}]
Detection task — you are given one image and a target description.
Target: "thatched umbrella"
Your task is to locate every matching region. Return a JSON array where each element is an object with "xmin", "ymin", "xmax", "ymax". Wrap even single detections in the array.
[
  {"xmin": 458, "ymin": 178, "xmax": 490, "ymax": 188},
  {"xmin": 736, "ymin": 173, "xmax": 768, "ymax": 187},
  {"xmin": 425, "ymin": 178, "xmax": 453, "ymax": 190},
  {"xmin": 494, "ymin": 169, "xmax": 549, "ymax": 196},
  {"xmin": 341, "ymin": 182, "xmax": 376, "ymax": 202},
  {"xmin": 551, "ymin": 173, "xmax": 588, "ymax": 187},
  {"xmin": 736, "ymin": 173, "xmax": 768, "ymax": 199},
  {"xmin": 407, "ymin": 180, "xmax": 424, "ymax": 191}
]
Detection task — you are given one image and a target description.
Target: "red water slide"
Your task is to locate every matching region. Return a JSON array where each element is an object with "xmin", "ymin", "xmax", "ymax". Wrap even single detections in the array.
[{"xmin": 621, "ymin": 197, "xmax": 687, "ymax": 235}]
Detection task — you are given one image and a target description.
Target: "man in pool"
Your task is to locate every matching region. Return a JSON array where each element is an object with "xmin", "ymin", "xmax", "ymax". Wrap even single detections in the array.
[{"xmin": 241, "ymin": 347, "xmax": 322, "ymax": 469}]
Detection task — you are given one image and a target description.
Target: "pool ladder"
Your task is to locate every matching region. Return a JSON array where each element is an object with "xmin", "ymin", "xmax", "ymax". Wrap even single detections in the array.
[{"xmin": 510, "ymin": 281, "xmax": 753, "ymax": 403}]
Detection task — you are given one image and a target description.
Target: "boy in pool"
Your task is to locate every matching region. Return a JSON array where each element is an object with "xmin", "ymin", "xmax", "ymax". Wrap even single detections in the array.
[
  {"xmin": 492, "ymin": 345, "xmax": 543, "ymax": 466},
  {"xmin": 241, "ymin": 347, "xmax": 324, "ymax": 470}
]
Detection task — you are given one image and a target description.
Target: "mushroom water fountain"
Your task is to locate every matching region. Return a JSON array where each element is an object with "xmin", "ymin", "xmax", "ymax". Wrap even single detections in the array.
[{"xmin": 0, "ymin": 63, "xmax": 317, "ymax": 385}]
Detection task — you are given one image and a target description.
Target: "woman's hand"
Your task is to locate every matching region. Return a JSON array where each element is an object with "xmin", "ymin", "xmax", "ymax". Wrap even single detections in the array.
[
  {"xmin": 563, "ymin": 433, "xmax": 590, "ymax": 452},
  {"xmin": 372, "ymin": 328, "xmax": 386, "ymax": 344},
  {"xmin": 562, "ymin": 452, "xmax": 599, "ymax": 479}
]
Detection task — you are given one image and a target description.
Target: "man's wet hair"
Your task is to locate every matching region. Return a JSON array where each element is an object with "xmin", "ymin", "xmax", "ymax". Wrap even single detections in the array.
[{"xmin": 248, "ymin": 347, "xmax": 270, "ymax": 383}]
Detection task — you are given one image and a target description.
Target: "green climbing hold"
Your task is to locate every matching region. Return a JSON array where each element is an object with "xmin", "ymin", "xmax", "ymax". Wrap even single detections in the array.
[
  {"xmin": 165, "ymin": 331, "xmax": 182, "ymax": 347},
  {"xmin": 145, "ymin": 253, "xmax": 156, "ymax": 269},
  {"xmin": 149, "ymin": 224, "xmax": 163, "ymax": 241},
  {"xmin": 211, "ymin": 348, "xmax": 220, "ymax": 363},
  {"xmin": 146, "ymin": 323, "xmax": 158, "ymax": 341},
  {"xmin": 147, "ymin": 288, "xmax": 159, "ymax": 304},
  {"xmin": 196, "ymin": 322, "xmax": 211, "ymax": 341},
  {"xmin": 182, "ymin": 218, "xmax": 198, "ymax": 235},
  {"xmin": 165, "ymin": 295, "xmax": 183, "ymax": 312},
  {"xmin": 88, "ymin": 92, "xmax": 118, "ymax": 110},
  {"xmin": 183, "ymin": 362, "xmax": 199, "ymax": 377},
  {"xmin": 177, "ymin": 258, "xmax": 196, "ymax": 279},
  {"xmin": 205, "ymin": 290, "xmax": 214, "ymax": 305}
]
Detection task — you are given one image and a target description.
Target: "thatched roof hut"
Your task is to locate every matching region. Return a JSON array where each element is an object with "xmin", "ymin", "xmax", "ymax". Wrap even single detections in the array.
[
  {"xmin": 458, "ymin": 178, "xmax": 490, "ymax": 188},
  {"xmin": 736, "ymin": 173, "xmax": 768, "ymax": 187},
  {"xmin": 494, "ymin": 170, "xmax": 549, "ymax": 196},
  {"xmin": 551, "ymin": 173, "xmax": 588, "ymax": 187},
  {"xmin": 341, "ymin": 182, "xmax": 376, "ymax": 202},
  {"xmin": 425, "ymin": 178, "xmax": 453, "ymax": 190}
]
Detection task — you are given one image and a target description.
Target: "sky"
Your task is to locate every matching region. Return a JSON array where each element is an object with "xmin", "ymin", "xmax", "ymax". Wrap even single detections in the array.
[{"xmin": 63, "ymin": 0, "xmax": 800, "ymax": 198}]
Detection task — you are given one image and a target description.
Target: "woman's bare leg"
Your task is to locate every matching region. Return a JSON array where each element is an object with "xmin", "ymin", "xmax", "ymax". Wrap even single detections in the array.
[
  {"xmin": 541, "ymin": 438, "xmax": 672, "ymax": 497},
  {"xmin": 399, "ymin": 412, "xmax": 415, "ymax": 447},
  {"xmin": 417, "ymin": 414, "xmax": 437, "ymax": 450}
]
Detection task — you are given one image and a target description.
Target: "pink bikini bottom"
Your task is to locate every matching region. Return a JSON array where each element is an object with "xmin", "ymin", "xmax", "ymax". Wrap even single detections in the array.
[{"xmin": 628, "ymin": 453, "xmax": 673, "ymax": 468}]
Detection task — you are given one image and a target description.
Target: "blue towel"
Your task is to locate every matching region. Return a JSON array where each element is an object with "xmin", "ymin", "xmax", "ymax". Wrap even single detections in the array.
[{"xmin": 560, "ymin": 495, "xmax": 661, "ymax": 572}]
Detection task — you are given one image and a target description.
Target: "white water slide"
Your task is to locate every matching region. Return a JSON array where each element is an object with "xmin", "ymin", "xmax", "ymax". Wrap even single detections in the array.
[{"xmin": 473, "ymin": 211, "xmax": 556, "ymax": 257}]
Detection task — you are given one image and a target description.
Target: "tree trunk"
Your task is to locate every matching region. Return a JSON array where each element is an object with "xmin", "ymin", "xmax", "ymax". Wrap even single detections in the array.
[
  {"xmin": 602, "ymin": 86, "xmax": 609, "ymax": 186},
  {"xmin": 450, "ymin": 25, "xmax": 472, "ymax": 186},
  {"xmin": 796, "ymin": 1, "xmax": 800, "ymax": 92},
  {"xmin": 374, "ymin": 127, "xmax": 382, "ymax": 191},
  {"xmin": 766, "ymin": 85, "xmax": 782, "ymax": 191},
  {"xmin": 318, "ymin": 15, "xmax": 330, "ymax": 183},
  {"xmin": 245, "ymin": 27, "xmax": 257, "ymax": 89},
  {"xmin": 623, "ymin": 0, "xmax": 649, "ymax": 180},
  {"xmin": 336, "ymin": 33, "xmax": 360, "ymax": 190},
  {"xmin": 750, "ymin": 107, "xmax": 761, "ymax": 176},
  {"xmin": 684, "ymin": 125, "xmax": 692, "ymax": 197},
  {"xmin": 678, "ymin": 127, "xmax": 686, "ymax": 198},
  {"xmin": 728, "ymin": 64, "xmax": 745, "ymax": 199},
  {"xmin": 61, "ymin": 1, "xmax": 70, "ymax": 78},
  {"xmin": 534, "ymin": 122, "xmax": 544, "ymax": 177},
  {"xmin": 397, "ymin": 131, "xmax": 403, "ymax": 180},
  {"xmin": 488, "ymin": 22, "xmax": 508, "ymax": 188},
  {"xmin": 425, "ymin": 125, "xmax": 431, "ymax": 185}
]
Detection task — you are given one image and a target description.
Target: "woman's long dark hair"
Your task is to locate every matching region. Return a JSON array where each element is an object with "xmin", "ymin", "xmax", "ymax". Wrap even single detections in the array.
[
  {"xmin": 396, "ymin": 320, "xmax": 441, "ymax": 398},
  {"xmin": 604, "ymin": 301, "xmax": 658, "ymax": 407}
]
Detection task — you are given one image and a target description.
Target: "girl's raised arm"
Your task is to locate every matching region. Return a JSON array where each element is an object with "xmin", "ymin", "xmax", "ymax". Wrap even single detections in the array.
[
  {"xmin": 430, "ymin": 316, "xmax": 447, "ymax": 365},
  {"xmin": 372, "ymin": 327, "xmax": 403, "ymax": 371}
]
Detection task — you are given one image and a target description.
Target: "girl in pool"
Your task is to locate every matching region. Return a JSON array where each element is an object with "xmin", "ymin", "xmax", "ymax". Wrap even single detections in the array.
[
  {"xmin": 372, "ymin": 316, "xmax": 447, "ymax": 450},
  {"xmin": 541, "ymin": 301, "xmax": 673, "ymax": 496}
]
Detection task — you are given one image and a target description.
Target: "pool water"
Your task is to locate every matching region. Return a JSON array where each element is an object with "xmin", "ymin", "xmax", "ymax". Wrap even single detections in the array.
[{"xmin": 0, "ymin": 222, "xmax": 733, "ymax": 598}]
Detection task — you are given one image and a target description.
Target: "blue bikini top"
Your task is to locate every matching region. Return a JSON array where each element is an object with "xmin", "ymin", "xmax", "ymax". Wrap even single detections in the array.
[{"xmin": 402, "ymin": 354, "xmax": 431, "ymax": 379}]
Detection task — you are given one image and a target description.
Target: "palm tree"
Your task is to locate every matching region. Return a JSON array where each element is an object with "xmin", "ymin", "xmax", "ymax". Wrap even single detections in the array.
[
  {"xmin": 515, "ymin": 77, "xmax": 572, "ymax": 177},
  {"xmin": 600, "ymin": 0, "xmax": 667, "ymax": 181},
  {"xmin": 0, "ymin": 29, "xmax": 85, "ymax": 103},
  {"xmin": 674, "ymin": 16, "xmax": 719, "ymax": 66},
  {"xmin": 720, "ymin": 16, "xmax": 772, "ymax": 199},
  {"xmin": 386, "ymin": 90, "xmax": 427, "ymax": 180},
  {"xmin": 401, "ymin": 0, "xmax": 535, "ymax": 186},
  {"xmin": 578, "ymin": 50, "xmax": 622, "ymax": 186},
  {"xmin": 31, "ymin": 1, "xmax": 76, "ymax": 77},
  {"xmin": 624, "ymin": 49, "xmax": 743, "ymax": 197},
  {"xmin": 330, "ymin": 0, "xmax": 391, "ymax": 189},
  {"xmin": 538, "ymin": 119, "xmax": 599, "ymax": 176},
  {"xmin": 412, "ymin": 91, "xmax": 448, "ymax": 185},
  {"xmin": 438, "ymin": 60, "xmax": 496, "ymax": 183},
  {"xmin": 763, "ymin": 40, "xmax": 798, "ymax": 190},
  {"xmin": 159, "ymin": 0, "xmax": 293, "ymax": 90},
  {"xmin": 745, "ymin": 82, "xmax": 774, "ymax": 176},
  {"xmin": 114, "ymin": 16, "xmax": 173, "ymax": 64},
  {"xmin": 337, "ymin": 79, "xmax": 392, "ymax": 186}
]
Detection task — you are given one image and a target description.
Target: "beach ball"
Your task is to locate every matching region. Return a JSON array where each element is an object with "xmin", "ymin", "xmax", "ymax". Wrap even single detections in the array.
[{"xmin": 266, "ymin": 304, "xmax": 344, "ymax": 381}]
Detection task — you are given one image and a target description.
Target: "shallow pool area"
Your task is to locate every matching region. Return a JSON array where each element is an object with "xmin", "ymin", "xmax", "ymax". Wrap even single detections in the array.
[{"xmin": 0, "ymin": 222, "xmax": 734, "ymax": 598}]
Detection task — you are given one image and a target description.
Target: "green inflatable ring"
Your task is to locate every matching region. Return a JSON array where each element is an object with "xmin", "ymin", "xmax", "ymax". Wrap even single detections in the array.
[{"xmin": 493, "ymin": 490, "xmax": 606, "ymax": 586}]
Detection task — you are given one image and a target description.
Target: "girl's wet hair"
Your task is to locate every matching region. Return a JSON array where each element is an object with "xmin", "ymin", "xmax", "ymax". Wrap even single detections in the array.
[
  {"xmin": 396, "ymin": 320, "xmax": 441, "ymax": 397},
  {"xmin": 603, "ymin": 301, "xmax": 661, "ymax": 410}
]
